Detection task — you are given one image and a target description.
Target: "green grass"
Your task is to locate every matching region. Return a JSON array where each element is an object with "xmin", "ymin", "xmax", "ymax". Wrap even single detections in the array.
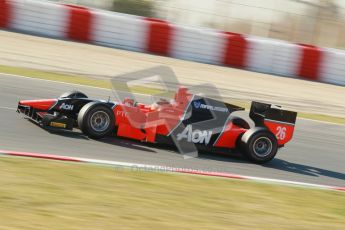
[
  {"xmin": 0, "ymin": 156, "xmax": 344, "ymax": 230},
  {"xmin": 0, "ymin": 65, "xmax": 112, "ymax": 88},
  {"xmin": 1, "ymin": 64, "xmax": 344, "ymax": 125}
]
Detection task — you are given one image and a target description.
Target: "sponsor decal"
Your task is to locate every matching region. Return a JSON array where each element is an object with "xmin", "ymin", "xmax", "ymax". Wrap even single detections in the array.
[
  {"xmin": 59, "ymin": 103, "xmax": 74, "ymax": 111},
  {"xmin": 116, "ymin": 110, "xmax": 128, "ymax": 117},
  {"xmin": 177, "ymin": 125, "xmax": 212, "ymax": 144},
  {"xmin": 193, "ymin": 100, "xmax": 228, "ymax": 113},
  {"xmin": 193, "ymin": 101, "xmax": 201, "ymax": 108},
  {"xmin": 50, "ymin": 122, "xmax": 66, "ymax": 128},
  {"xmin": 200, "ymin": 104, "xmax": 228, "ymax": 112}
]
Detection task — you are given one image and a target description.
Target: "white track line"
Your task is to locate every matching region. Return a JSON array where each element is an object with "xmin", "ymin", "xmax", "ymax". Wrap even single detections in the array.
[
  {"xmin": 0, "ymin": 106, "xmax": 16, "ymax": 111},
  {"xmin": 0, "ymin": 72, "xmax": 112, "ymax": 91},
  {"xmin": 0, "ymin": 150, "xmax": 344, "ymax": 192}
]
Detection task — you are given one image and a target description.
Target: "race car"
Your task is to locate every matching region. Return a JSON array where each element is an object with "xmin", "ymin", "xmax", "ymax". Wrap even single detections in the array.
[{"xmin": 17, "ymin": 87, "xmax": 297, "ymax": 163}]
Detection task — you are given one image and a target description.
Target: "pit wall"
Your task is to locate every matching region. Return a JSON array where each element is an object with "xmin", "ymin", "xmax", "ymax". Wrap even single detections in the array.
[{"xmin": 0, "ymin": 0, "xmax": 344, "ymax": 86}]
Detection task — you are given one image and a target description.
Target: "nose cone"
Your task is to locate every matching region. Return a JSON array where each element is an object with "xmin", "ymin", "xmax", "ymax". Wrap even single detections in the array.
[{"xmin": 19, "ymin": 99, "xmax": 57, "ymax": 110}]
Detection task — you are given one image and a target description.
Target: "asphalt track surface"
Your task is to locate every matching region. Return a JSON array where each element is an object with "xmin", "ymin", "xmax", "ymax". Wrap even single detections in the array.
[{"xmin": 1, "ymin": 74, "xmax": 345, "ymax": 187}]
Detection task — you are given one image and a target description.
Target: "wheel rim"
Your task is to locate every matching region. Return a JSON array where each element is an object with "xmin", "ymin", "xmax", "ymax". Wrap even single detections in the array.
[
  {"xmin": 253, "ymin": 137, "xmax": 273, "ymax": 157},
  {"xmin": 90, "ymin": 111, "xmax": 110, "ymax": 132}
]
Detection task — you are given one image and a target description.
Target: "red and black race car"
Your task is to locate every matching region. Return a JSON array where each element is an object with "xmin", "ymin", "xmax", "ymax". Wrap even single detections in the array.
[{"xmin": 17, "ymin": 87, "xmax": 297, "ymax": 163}]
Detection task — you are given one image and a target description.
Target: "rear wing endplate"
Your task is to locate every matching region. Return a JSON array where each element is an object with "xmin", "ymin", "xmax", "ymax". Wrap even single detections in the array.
[{"xmin": 249, "ymin": 101, "xmax": 297, "ymax": 126}]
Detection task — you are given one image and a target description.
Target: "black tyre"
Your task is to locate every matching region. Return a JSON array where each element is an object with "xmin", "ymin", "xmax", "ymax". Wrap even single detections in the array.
[
  {"xmin": 59, "ymin": 91, "xmax": 88, "ymax": 99},
  {"xmin": 240, "ymin": 128, "xmax": 278, "ymax": 163},
  {"xmin": 77, "ymin": 102, "xmax": 115, "ymax": 139}
]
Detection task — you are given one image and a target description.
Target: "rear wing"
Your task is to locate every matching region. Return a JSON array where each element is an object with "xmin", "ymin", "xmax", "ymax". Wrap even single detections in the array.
[{"xmin": 250, "ymin": 101, "xmax": 297, "ymax": 146}]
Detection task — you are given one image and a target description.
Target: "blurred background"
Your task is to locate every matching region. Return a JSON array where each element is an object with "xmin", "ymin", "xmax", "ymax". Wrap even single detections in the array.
[{"xmin": 50, "ymin": 0, "xmax": 344, "ymax": 49}]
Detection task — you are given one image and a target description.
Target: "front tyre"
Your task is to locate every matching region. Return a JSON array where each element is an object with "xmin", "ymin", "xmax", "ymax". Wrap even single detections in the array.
[
  {"xmin": 77, "ymin": 102, "xmax": 115, "ymax": 139},
  {"xmin": 241, "ymin": 128, "xmax": 278, "ymax": 163}
]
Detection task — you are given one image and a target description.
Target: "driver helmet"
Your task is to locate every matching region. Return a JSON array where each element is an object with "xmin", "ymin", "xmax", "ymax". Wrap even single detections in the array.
[{"xmin": 123, "ymin": 97, "xmax": 135, "ymax": 107}]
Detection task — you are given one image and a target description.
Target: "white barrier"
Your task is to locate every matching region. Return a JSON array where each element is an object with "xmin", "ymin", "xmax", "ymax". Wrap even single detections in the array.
[
  {"xmin": 92, "ymin": 11, "xmax": 147, "ymax": 52},
  {"xmin": 320, "ymin": 50, "xmax": 345, "ymax": 85},
  {"xmin": 247, "ymin": 38, "xmax": 301, "ymax": 77},
  {"xmin": 10, "ymin": 0, "xmax": 68, "ymax": 38},
  {"xmin": 170, "ymin": 26, "xmax": 225, "ymax": 65}
]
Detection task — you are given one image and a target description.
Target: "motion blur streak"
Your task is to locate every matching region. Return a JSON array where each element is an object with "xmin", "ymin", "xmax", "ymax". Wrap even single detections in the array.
[{"xmin": 1, "ymin": 0, "xmax": 344, "ymax": 85}]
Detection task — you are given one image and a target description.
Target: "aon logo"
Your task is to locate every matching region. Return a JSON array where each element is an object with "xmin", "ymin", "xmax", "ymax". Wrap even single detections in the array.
[
  {"xmin": 59, "ymin": 103, "xmax": 74, "ymax": 110},
  {"xmin": 177, "ymin": 125, "xmax": 212, "ymax": 144}
]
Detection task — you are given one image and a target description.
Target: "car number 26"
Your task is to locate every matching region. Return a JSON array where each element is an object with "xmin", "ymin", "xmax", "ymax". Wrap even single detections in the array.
[{"xmin": 276, "ymin": 126, "xmax": 287, "ymax": 140}]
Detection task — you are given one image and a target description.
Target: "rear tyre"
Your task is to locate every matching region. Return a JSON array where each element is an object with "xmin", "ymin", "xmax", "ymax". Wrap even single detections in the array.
[
  {"xmin": 77, "ymin": 102, "xmax": 115, "ymax": 139},
  {"xmin": 240, "ymin": 128, "xmax": 278, "ymax": 163}
]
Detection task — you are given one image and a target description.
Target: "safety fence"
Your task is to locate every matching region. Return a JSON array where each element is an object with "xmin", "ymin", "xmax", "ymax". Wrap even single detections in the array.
[{"xmin": 0, "ymin": 0, "xmax": 344, "ymax": 85}]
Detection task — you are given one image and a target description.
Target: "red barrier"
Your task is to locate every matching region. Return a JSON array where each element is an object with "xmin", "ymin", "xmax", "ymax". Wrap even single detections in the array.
[
  {"xmin": 65, "ymin": 5, "xmax": 93, "ymax": 42},
  {"xmin": 0, "ymin": 0, "xmax": 11, "ymax": 28},
  {"xmin": 222, "ymin": 32, "xmax": 247, "ymax": 68},
  {"xmin": 145, "ymin": 18, "xmax": 173, "ymax": 55},
  {"xmin": 297, "ymin": 44, "xmax": 323, "ymax": 81}
]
